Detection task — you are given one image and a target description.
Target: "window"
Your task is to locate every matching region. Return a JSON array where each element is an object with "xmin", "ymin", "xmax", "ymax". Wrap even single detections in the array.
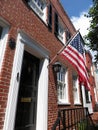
[
  {"xmin": 57, "ymin": 66, "xmax": 69, "ymax": 104},
  {"xmin": 58, "ymin": 23, "xmax": 65, "ymax": 42},
  {"xmin": 72, "ymin": 74, "xmax": 80, "ymax": 104},
  {"xmin": 48, "ymin": 4, "xmax": 52, "ymax": 30},
  {"xmin": 28, "ymin": 0, "xmax": 47, "ymax": 23},
  {"xmin": 54, "ymin": 13, "xmax": 65, "ymax": 43},
  {"xmin": 0, "ymin": 18, "xmax": 9, "ymax": 71},
  {"xmin": 85, "ymin": 88, "xmax": 90, "ymax": 103},
  {"xmin": 66, "ymin": 29, "xmax": 71, "ymax": 41}
]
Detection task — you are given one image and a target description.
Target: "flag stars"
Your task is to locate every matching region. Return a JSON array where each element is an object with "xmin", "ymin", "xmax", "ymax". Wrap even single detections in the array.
[{"xmin": 70, "ymin": 34, "xmax": 84, "ymax": 55}]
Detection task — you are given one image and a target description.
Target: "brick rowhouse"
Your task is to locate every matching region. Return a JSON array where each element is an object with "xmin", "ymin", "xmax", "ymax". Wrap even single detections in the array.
[{"xmin": 0, "ymin": 0, "xmax": 95, "ymax": 130}]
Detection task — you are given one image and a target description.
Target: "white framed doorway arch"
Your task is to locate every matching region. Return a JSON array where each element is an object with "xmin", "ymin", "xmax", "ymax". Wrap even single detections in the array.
[{"xmin": 3, "ymin": 31, "xmax": 49, "ymax": 130}]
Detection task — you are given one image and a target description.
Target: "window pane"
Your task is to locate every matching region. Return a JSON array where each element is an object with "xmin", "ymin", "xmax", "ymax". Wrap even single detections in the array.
[
  {"xmin": 57, "ymin": 66, "xmax": 68, "ymax": 103},
  {"xmin": 66, "ymin": 29, "xmax": 71, "ymax": 41},
  {"xmin": 85, "ymin": 88, "xmax": 90, "ymax": 103}
]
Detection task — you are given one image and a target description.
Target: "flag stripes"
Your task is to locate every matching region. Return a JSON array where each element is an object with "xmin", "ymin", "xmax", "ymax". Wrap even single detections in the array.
[{"xmin": 61, "ymin": 33, "xmax": 90, "ymax": 90}]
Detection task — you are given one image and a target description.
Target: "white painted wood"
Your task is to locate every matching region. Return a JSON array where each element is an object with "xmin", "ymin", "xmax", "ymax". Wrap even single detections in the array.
[
  {"xmin": 0, "ymin": 17, "xmax": 10, "ymax": 72},
  {"xmin": 82, "ymin": 85, "xmax": 93, "ymax": 114},
  {"xmin": 3, "ymin": 33, "xmax": 24, "ymax": 130},
  {"xmin": 36, "ymin": 58, "xmax": 49, "ymax": 130},
  {"xmin": 4, "ymin": 31, "xmax": 49, "ymax": 130}
]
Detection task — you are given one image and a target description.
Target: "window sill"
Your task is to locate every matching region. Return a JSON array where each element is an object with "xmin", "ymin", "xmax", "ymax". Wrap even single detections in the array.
[
  {"xmin": 58, "ymin": 101, "xmax": 71, "ymax": 106},
  {"xmin": 74, "ymin": 102, "xmax": 82, "ymax": 105}
]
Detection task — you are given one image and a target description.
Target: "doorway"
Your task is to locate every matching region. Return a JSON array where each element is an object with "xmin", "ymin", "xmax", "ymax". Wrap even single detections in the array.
[{"xmin": 14, "ymin": 51, "xmax": 40, "ymax": 130}]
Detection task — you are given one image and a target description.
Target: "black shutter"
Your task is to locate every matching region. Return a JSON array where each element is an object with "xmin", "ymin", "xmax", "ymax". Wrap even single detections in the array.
[
  {"xmin": 54, "ymin": 13, "xmax": 58, "ymax": 35},
  {"xmin": 0, "ymin": 26, "xmax": 3, "ymax": 39},
  {"xmin": 48, "ymin": 4, "xmax": 52, "ymax": 30}
]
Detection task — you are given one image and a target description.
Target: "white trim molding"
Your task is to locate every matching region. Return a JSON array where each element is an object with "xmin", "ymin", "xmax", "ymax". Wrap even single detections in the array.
[
  {"xmin": 0, "ymin": 17, "xmax": 10, "ymax": 72},
  {"xmin": 3, "ymin": 31, "xmax": 49, "ymax": 130},
  {"xmin": 81, "ymin": 85, "xmax": 93, "ymax": 114}
]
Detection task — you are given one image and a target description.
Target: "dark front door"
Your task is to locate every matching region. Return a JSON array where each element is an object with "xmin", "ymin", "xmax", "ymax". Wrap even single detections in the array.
[{"xmin": 15, "ymin": 51, "xmax": 40, "ymax": 130}]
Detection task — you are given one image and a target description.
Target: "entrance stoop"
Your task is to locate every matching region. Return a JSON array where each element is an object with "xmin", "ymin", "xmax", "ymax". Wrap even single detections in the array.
[{"xmin": 91, "ymin": 112, "xmax": 98, "ymax": 128}]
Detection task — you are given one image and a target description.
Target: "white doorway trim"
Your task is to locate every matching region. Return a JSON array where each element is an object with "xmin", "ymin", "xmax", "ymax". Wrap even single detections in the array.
[
  {"xmin": 3, "ymin": 31, "xmax": 49, "ymax": 130},
  {"xmin": 81, "ymin": 85, "xmax": 93, "ymax": 114}
]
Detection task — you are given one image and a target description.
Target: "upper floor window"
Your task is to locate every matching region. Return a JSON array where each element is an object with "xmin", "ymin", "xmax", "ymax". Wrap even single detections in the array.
[
  {"xmin": 72, "ymin": 74, "xmax": 80, "ymax": 104},
  {"xmin": 28, "ymin": 0, "xmax": 47, "ymax": 23},
  {"xmin": 66, "ymin": 29, "xmax": 71, "ymax": 42},
  {"xmin": 34, "ymin": 0, "xmax": 44, "ymax": 10},
  {"xmin": 54, "ymin": 13, "xmax": 65, "ymax": 44},
  {"xmin": 85, "ymin": 88, "xmax": 91, "ymax": 103},
  {"xmin": 57, "ymin": 66, "xmax": 69, "ymax": 104},
  {"xmin": 0, "ymin": 18, "xmax": 9, "ymax": 71}
]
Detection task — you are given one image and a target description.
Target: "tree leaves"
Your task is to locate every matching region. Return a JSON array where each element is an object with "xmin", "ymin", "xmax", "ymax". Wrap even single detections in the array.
[{"xmin": 85, "ymin": 0, "xmax": 98, "ymax": 63}]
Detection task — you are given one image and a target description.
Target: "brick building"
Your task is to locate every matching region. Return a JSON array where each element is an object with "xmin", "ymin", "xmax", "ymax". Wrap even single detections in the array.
[
  {"xmin": 84, "ymin": 51, "xmax": 96, "ymax": 111},
  {"xmin": 0, "ymin": 0, "xmax": 94, "ymax": 130},
  {"xmin": 93, "ymin": 64, "xmax": 98, "ymax": 103}
]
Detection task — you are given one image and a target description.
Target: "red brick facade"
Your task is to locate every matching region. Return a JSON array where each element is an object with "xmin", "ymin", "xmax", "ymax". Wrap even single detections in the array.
[
  {"xmin": 85, "ymin": 51, "xmax": 96, "ymax": 110},
  {"xmin": 0, "ymin": 0, "xmax": 88, "ymax": 130}
]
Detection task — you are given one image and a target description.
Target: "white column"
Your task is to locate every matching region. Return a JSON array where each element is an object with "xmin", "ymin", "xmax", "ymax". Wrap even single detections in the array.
[{"xmin": 36, "ymin": 58, "xmax": 49, "ymax": 130}]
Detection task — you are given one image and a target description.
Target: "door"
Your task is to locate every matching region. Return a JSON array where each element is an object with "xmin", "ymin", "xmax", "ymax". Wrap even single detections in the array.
[{"xmin": 15, "ymin": 51, "xmax": 40, "ymax": 130}]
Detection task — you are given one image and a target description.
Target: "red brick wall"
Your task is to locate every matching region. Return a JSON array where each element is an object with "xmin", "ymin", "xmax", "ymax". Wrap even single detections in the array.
[
  {"xmin": 0, "ymin": 0, "xmax": 82, "ymax": 129},
  {"xmin": 85, "ymin": 52, "xmax": 96, "ymax": 110}
]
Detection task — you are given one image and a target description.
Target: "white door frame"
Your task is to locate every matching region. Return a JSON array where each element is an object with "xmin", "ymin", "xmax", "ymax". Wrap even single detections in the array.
[
  {"xmin": 3, "ymin": 31, "xmax": 49, "ymax": 130},
  {"xmin": 81, "ymin": 85, "xmax": 93, "ymax": 114}
]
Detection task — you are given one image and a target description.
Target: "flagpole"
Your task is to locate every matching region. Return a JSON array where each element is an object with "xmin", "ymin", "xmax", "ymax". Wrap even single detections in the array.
[{"xmin": 47, "ymin": 29, "xmax": 80, "ymax": 67}]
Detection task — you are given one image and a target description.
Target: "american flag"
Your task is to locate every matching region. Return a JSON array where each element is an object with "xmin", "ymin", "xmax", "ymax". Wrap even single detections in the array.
[{"xmin": 61, "ymin": 32, "xmax": 90, "ymax": 91}]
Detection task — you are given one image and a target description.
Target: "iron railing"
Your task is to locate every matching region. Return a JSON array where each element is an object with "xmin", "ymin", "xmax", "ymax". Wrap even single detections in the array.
[{"xmin": 52, "ymin": 107, "xmax": 96, "ymax": 130}]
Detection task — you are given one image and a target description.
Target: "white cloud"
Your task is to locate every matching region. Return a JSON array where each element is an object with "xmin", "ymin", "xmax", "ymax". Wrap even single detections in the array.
[
  {"xmin": 71, "ymin": 12, "xmax": 96, "ymax": 61},
  {"xmin": 71, "ymin": 11, "xmax": 91, "ymax": 37}
]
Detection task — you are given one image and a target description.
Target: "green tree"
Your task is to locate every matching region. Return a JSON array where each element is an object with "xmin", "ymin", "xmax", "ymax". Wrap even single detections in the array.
[{"xmin": 85, "ymin": 0, "xmax": 98, "ymax": 63}]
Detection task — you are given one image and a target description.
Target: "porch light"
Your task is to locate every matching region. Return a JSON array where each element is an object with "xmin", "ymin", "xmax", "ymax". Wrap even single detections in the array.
[
  {"xmin": 8, "ymin": 38, "xmax": 16, "ymax": 50},
  {"xmin": 53, "ymin": 61, "xmax": 61, "ymax": 73}
]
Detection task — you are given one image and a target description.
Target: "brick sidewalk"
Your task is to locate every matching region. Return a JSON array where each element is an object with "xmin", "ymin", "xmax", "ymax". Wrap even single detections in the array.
[{"xmin": 91, "ymin": 112, "xmax": 98, "ymax": 125}]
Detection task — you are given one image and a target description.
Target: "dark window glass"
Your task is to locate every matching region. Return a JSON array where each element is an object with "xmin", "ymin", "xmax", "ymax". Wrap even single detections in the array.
[
  {"xmin": 0, "ymin": 26, "xmax": 3, "ymax": 39},
  {"xmin": 85, "ymin": 88, "xmax": 90, "ymax": 103},
  {"xmin": 54, "ymin": 13, "xmax": 58, "ymax": 35},
  {"xmin": 48, "ymin": 4, "xmax": 52, "ymax": 30},
  {"xmin": 66, "ymin": 29, "xmax": 71, "ymax": 41}
]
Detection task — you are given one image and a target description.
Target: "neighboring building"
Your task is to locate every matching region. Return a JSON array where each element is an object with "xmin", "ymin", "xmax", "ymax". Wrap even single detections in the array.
[
  {"xmin": 0, "ymin": 0, "xmax": 94, "ymax": 130},
  {"xmin": 93, "ymin": 64, "xmax": 98, "ymax": 103},
  {"xmin": 84, "ymin": 51, "xmax": 96, "ymax": 111}
]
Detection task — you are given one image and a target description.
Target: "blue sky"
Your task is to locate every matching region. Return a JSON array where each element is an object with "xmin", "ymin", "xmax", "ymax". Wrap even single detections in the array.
[
  {"xmin": 60, "ymin": 0, "xmax": 92, "ymax": 18},
  {"xmin": 60, "ymin": 0, "xmax": 93, "ymax": 36},
  {"xmin": 60, "ymin": 0, "xmax": 95, "ymax": 60}
]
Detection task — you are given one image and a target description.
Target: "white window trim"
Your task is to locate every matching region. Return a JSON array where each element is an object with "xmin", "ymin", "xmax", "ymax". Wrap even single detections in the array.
[
  {"xmin": 81, "ymin": 85, "xmax": 93, "ymax": 114},
  {"xmin": 28, "ymin": 0, "xmax": 47, "ymax": 23},
  {"xmin": 3, "ymin": 31, "xmax": 49, "ymax": 130},
  {"xmin": 57, "ymin": 21, "xmax": 65, "ymax": 44},
  {"xmin": 57, "ymin": 67, "xmax": 69, "ymax": 104},
  {"xmin": 72, "ymin": 75, "xmax": 81, "ymax": 105},
  {"xmin": 0, "ymin": 17, "xmax": 10, "ymax": 72}
]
